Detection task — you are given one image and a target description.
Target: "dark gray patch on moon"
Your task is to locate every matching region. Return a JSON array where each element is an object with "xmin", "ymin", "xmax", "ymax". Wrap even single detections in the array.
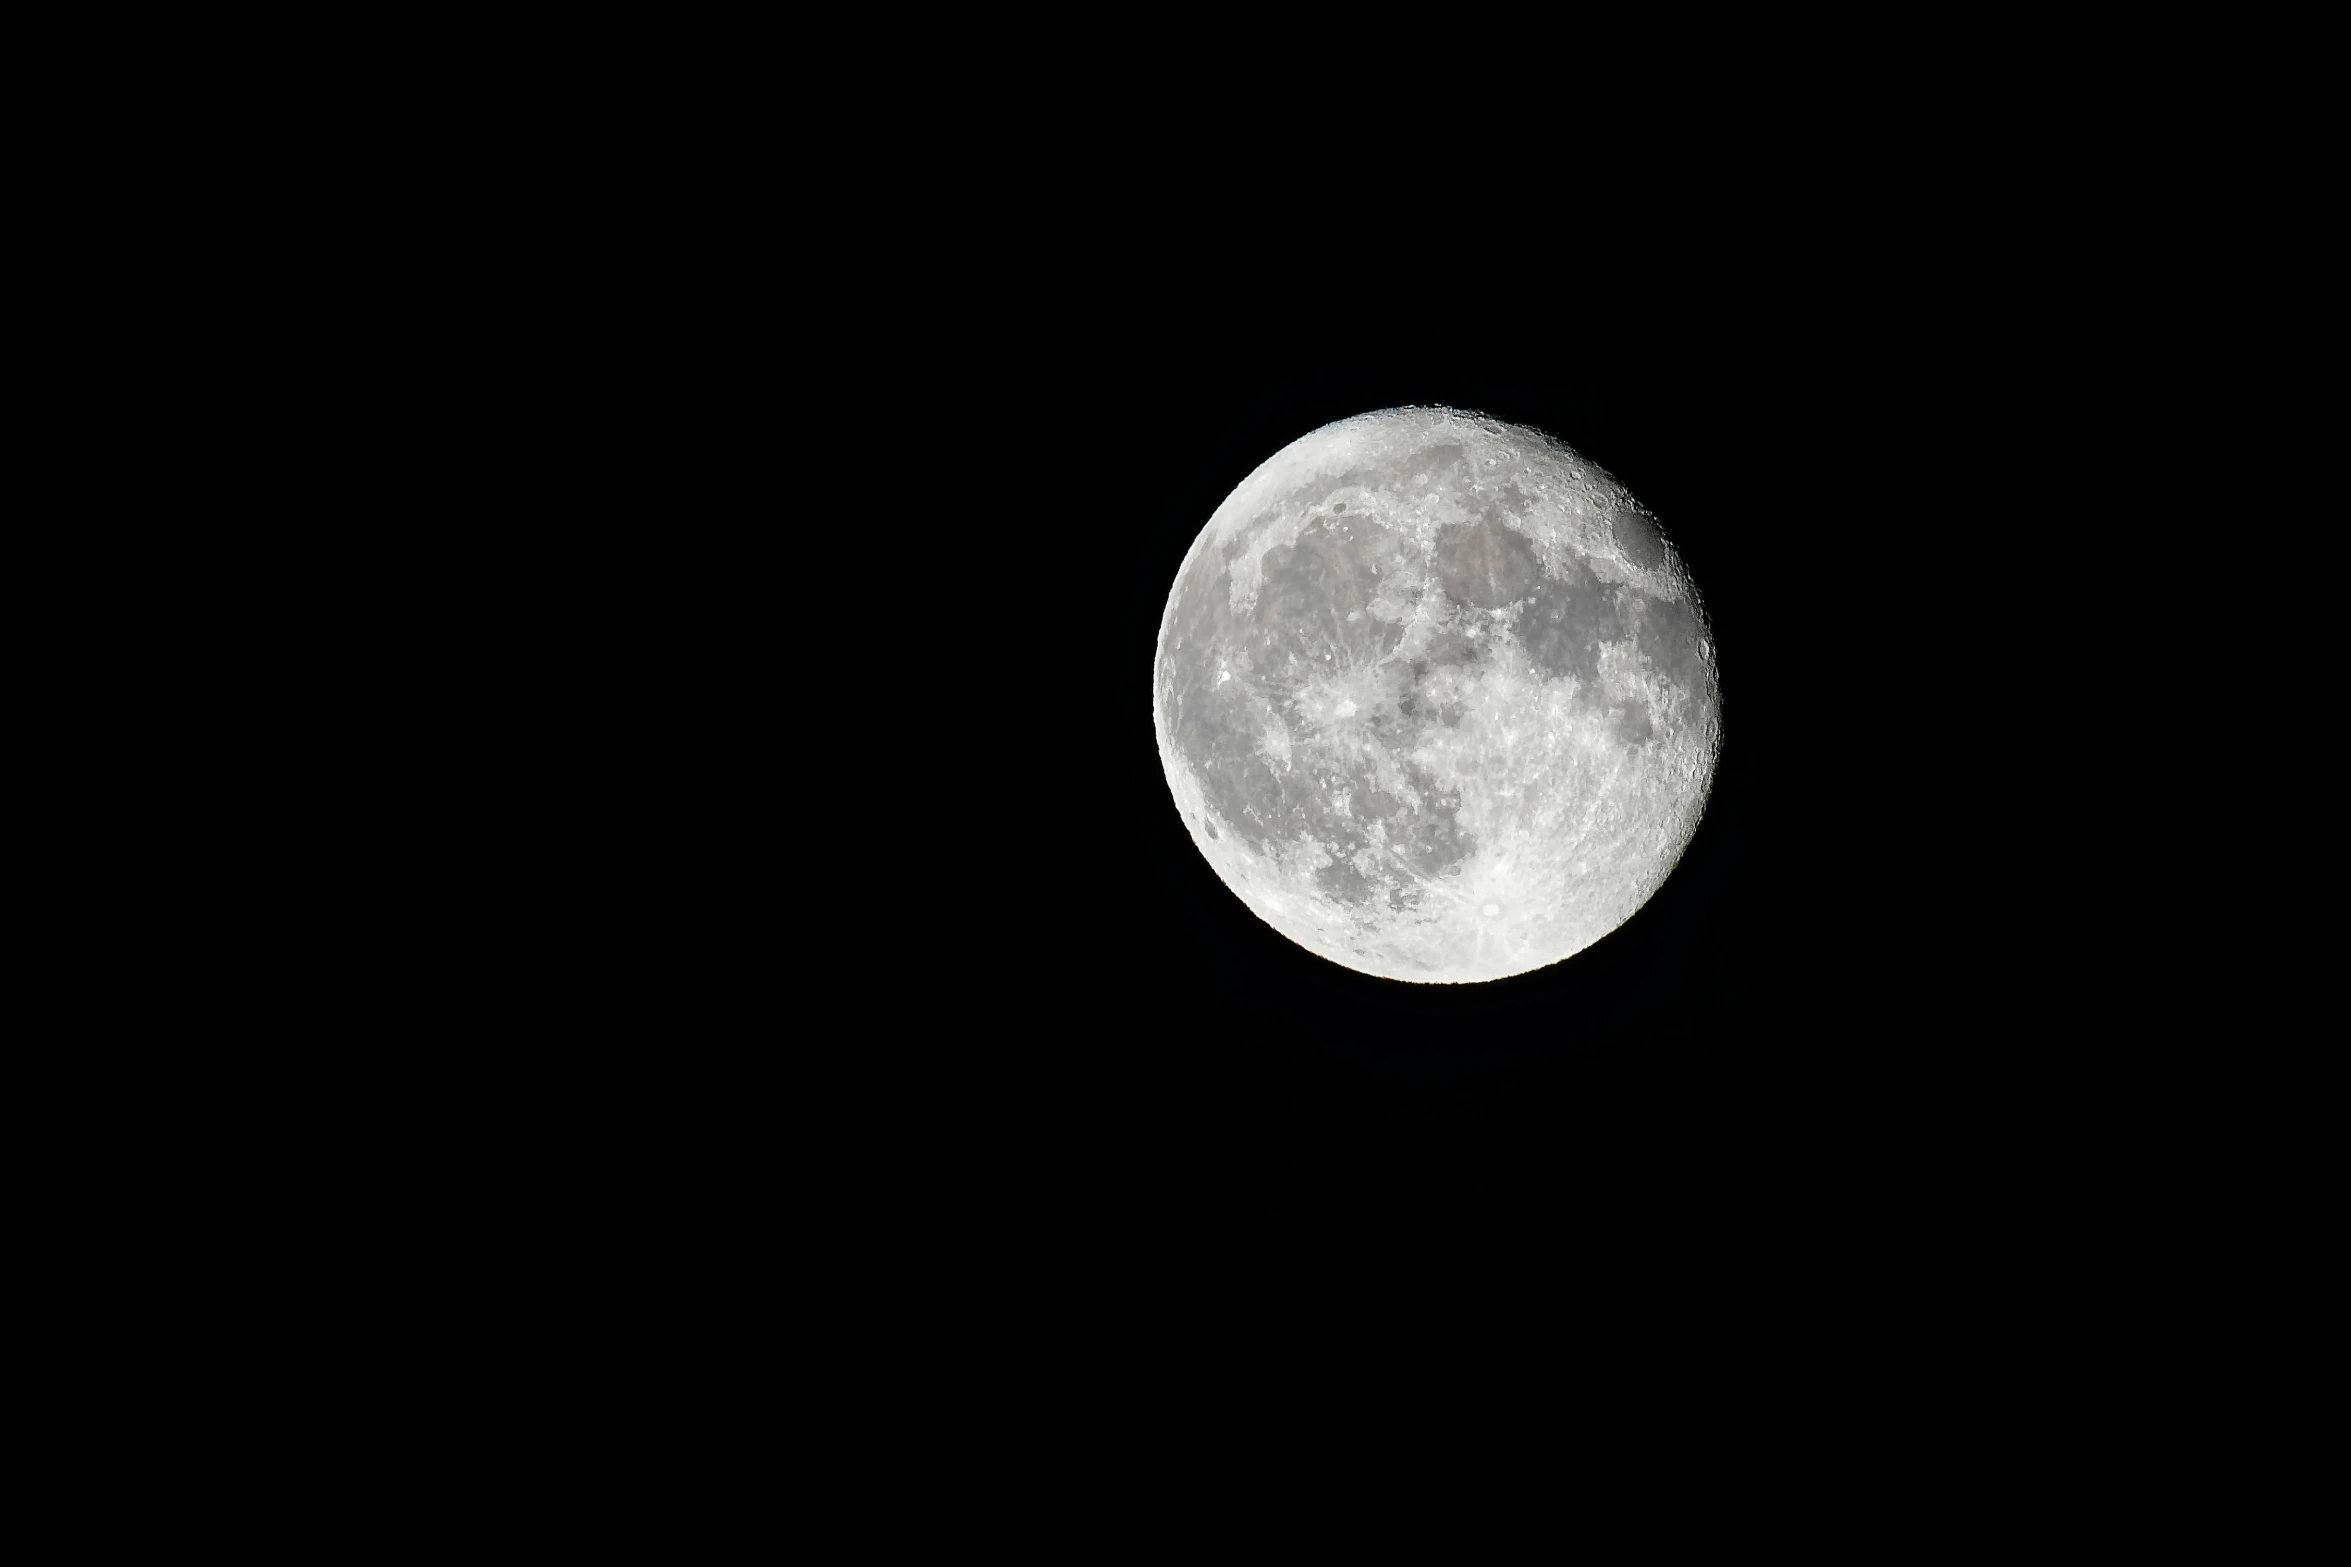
[
  {"xmin": 1314, "ymin": 854, "xmax": 1376, "ymax": 907},
  {"xmin": 1434, "ymin": 514, "xmax": 1541, "ymax": 609},
  {"xmin": 1419, "ymin": 628, "xmax": 1480, "ymax": 668},
  {"xmin": 1253, "ymin": 518, "xmax": 1404, "ymax": 667},
  {"xmin": 1313, "ymin": 755, "xmax": 1477, "ymax": 912},
  {"xmin": 1610, "ymin": 696, "xmax": 1655, "ymax": 747},
  {"xmin": 1395, "ymin": 442, "xmax": 1466, "ymax": 486},
  {"xmin": 1518, "ymin": 557, "xmax": 1624, "ymax": 685},
  {"xmin": 1613, "ymin": 511, "xmax": 1666, "ymax": 571},
  {"xmin": 1284, "ymin": 466, "xmax": 1377, "ymax": 513},
  {"xmin": 1206, "ymin": 753, "xmax": 1288, "ymax": 850},
  {"xmin": 1635, "ymin": 591, "xmax": 1708, "ymax": 693},
  {"xmin": 1160, "ymin": 507, "xmax": 1482, "ymax": 915}
]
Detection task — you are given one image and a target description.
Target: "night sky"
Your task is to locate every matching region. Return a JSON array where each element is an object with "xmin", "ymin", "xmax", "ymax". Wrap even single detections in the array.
[{"xmin": 828, "ymin": 292, "xmax": 1999, "ymax": 1259}]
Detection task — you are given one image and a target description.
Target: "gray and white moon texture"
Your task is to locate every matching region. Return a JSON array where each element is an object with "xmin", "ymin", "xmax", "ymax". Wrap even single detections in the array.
[{"xmin": 1152, "ymin": 407, "xmax": 1721, "ymax": 983}]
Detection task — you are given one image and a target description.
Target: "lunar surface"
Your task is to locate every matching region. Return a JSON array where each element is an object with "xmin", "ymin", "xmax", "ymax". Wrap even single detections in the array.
[{"xmin": 1152, "ymin": 407, "xmax": 1721, "ymax": 983}]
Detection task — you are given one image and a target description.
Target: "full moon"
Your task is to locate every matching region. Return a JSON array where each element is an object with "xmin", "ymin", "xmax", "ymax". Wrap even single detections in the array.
[{"xmin": 1152, "ymin": 407, "xmax": 1721, "ymax": 983}]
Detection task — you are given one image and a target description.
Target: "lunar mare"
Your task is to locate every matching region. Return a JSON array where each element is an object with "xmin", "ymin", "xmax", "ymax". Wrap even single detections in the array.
[{"xmin": 1152, "ymin": 407, "xmax": 1720, "ymax": 983}]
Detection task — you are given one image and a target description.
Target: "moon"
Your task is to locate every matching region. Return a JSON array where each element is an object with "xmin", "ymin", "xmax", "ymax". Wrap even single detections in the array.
[{"xmin": 1152, "ymin": 407, "xmax": 1721, "ymax": 983}]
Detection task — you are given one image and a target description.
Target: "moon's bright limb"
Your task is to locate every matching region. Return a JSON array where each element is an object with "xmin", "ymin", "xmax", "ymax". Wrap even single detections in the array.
[{"xmin": 1152, "ymin": 407, "xmax": 1721, "ymax": 983}]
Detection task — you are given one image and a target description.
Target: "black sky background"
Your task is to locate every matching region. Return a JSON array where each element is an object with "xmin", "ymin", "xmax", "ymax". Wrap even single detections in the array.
[
  {"xmin": 508, "ymin": 131, "xmax": 2171, "ymax": 1296},
  {"xmin": 332, "ymin": 50, "xmax": 2313, "ymax": 1452},
  {"xmin": 787, "ymin": 262, "xmax": 2063, "ymax": 1261},
  {"xmin": 289, "ymin": 45, "xmax": 2318, "ymax": 1500},
  {"xmin": 426, "ymin": 108, "xmax": 2275, "ymax": 1414}
]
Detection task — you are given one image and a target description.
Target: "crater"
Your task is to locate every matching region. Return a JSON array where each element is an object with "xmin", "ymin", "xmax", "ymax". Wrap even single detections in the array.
[{"xmin": 1612, "ymin": 510, "xmax": 1667, "ymax": 572}]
